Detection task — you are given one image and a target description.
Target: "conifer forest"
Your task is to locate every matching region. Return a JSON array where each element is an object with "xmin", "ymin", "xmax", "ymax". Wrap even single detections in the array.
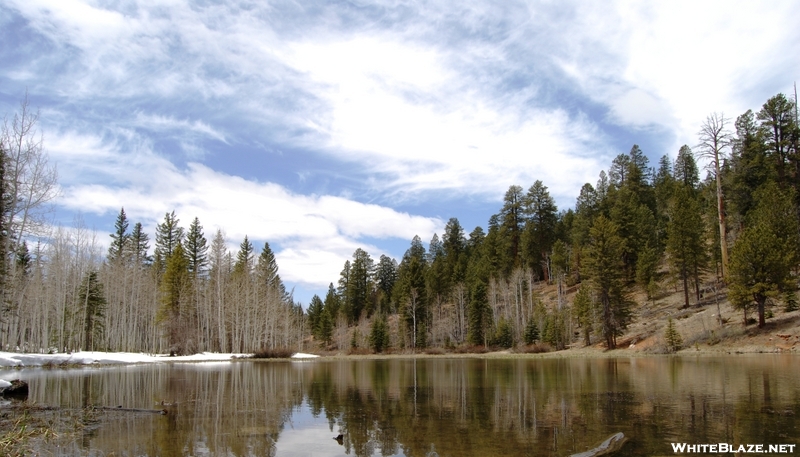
[{"xmin": 1, "ymin": 91, "xmax": 799, "ymax": 355}]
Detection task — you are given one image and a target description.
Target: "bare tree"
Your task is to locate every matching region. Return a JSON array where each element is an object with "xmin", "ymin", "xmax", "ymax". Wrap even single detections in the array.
[{"xmin": 698, "ymin": 113, "xmax": 732, "ymax": 279}]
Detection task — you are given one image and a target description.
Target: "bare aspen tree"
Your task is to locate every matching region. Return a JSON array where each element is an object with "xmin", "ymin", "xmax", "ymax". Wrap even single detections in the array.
[
  {"xmin": 1, "ymin": 95, "xmax": 59, "ymax": 256},
  {"xmin": 698, "ymin": 113, "xmax": 732, "ymax": 279}
]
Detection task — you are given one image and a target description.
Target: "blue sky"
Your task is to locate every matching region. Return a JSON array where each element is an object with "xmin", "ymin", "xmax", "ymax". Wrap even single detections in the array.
[{"xmin": 2, "ymin": 0, "xmax": 799, "ymax": 305}]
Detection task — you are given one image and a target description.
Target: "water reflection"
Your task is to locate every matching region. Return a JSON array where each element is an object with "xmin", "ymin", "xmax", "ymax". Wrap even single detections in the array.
[{"xmin": 3, "ymin": 355, "xmax": 798, "ymax": 456}]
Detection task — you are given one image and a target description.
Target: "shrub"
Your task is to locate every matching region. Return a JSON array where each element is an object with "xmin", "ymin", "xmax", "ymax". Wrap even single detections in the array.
[
  {"xmin": 251, "ymin": 347, "xmax": 294, "ymax": 359},
  {"xmin": 664, "ymin": 318, "xmax": 683, "ymax": 353}
]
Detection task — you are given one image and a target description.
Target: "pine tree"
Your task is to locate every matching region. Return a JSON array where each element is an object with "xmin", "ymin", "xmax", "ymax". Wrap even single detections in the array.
[
  {"xmin": 663, "ymin": 317, "xmax": 682, "ymax": 353},
  {"xmin": 78, "ymin": 270, "xmax": 106, "ymax": 351},
  {"xmin": 523, "ymin": 318, "xmax": 540, "ymax": 344},
  {"xmin": 573, "ymin": 283, "xmax": 593, "ymax": 346},
  {"xmin": 375, "ymin": 255, "xmax": 398, "ymax": 314},
  {"xmin": 158, "ymin": 241, "xmax": 191, "ymax": 354},
  {"xmin": 522, "ymin": 180, "xmax": 558, "ymax": 279},
  {"xmin": 586, "ymin": 216, "xmax": 633, "ymax": 349},
  {"xmin": 108, "ymin": 208, "xmax": 130, "ymax": 264},
  {"xmin": 256, "ymin": 242, "xmax": 280, "ymax": 289},
  {"xmin": 185, "ymin": 217, "xmax": 208, "ymax": 277},
  {"xmin": 494, "ymin": 318, "xmax": 513, "ymax": 348},
  {"xmin": 154, "ymin": 211, "xmax": 184, "ymax": 269},
  {"xmin": 729, "ymin": 183, "xmax": 799, "ymax": 328},
  {"xmin": 233, "ymin": 236, "xmax": 254, "ymax": 276},
  {"xmin": 318, "ymin": 307, "xmax": 333, "ymax": 346},
  {"xmin": 345, "ymin": 248, "xmax": 374, "ymax": 322},
  {"xmin": 369, "ymin": 314, "xmax": 390, "ymax": 353},
  {"xmin": 666, "ymin": 186, "xmax": 708, "ymax": 307},
  {"xmin": 498, "ymin": 185, "xmax": 525, "ymax": 274},
  {"xmin": 324, "ymin": 283, "xmax": 341, "ymax": 320},
  {"xmin": 467, "ymin": 279, "xmax": 491, "ymax": 346},
  {"xmin": 127, "ymin": 222, "xmax": 152, "ymax": 266},
  {"xmin": 306, "ymin": 294, "xmax": 324, "ymax": 339}
]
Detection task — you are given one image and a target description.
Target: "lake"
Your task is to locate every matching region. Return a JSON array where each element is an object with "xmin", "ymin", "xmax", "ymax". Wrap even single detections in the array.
[{"xmin": 2, "ymin": 355, "xmax": 799, "ymax": 456}]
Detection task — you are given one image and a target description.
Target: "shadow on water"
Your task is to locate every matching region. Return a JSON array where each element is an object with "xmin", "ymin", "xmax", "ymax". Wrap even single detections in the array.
[{"xmin": 4, "ymin": 355, "xmax": 799, "ymax": 456}]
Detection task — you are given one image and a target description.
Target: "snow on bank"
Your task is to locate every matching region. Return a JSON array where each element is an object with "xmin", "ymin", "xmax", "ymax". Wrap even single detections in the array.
[
  {"xmin": 291, "ymin": 353, "xmax": 320, "ymax": 359},
  {"xmin": 0, "ymin": 350, "xmax": 322, "ymax": 368},
  {"xmin": 0, "ymin": 351, "xmax": 252, "ymax": 367}
]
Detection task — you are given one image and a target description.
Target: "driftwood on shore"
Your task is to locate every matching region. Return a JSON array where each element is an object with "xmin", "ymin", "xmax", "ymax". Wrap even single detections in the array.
[
  {"xmin": 2, "ymin": 404, "xmax": 168, "ymax": 415},
  {"xmin": 569, "ymin": 432, "xmax": 627, "ymax": 457},
  {"xmin": 94, "ymin": 406, "xmax": 168, "ymax": 415}
]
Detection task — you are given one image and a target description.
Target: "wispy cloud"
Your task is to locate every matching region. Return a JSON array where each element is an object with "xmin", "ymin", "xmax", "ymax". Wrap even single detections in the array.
[
  {"xmin": 53, "ymin": 130, "xmax": 440, "ymax": 288},
  {"xmin": 3, "ymin": 0, "xmax": 800, "ymax": 298}
]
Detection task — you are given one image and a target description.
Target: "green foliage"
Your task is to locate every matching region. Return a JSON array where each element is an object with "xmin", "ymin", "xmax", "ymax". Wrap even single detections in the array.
[
  {"xmin": 317, "ymin": 307, "xmax": 333, "ymax": 346},
  {"xmin": 523, "ymin": 318, "xmax": 540, "ymax": 344},
  {"xmin": 127, "ymin": 222, "xmax": 151, "ymax": 265},
  {"xmin": 78, "ymin": 270, "xmax": 106, "ymax": 351},
  {"xmin": 185, "ymin": 217, "xmax": 208, "ymax": 276},
  {"xmin": 154, "ymin": 211, "xmax": 184, "ymax": 265},
  {"xmin": 586, "ymin": 216, "xmax": 633, "ymax": 349},
  {"xmin": 467, "ymin": 280, "xmax": 491, "ymax": 346},
  {"xmin": 729, "ymin": 183, "xmax": 799, "ymax": 327},
  {"xmin": 307, "ymin": 294, "xmax": 324, "ymax": 339},
  {"xmin": 108, "ymin": 208, "xmax": 130, "ymax": 263},
  {"xmin": 369, "ymin": 315, "xmax": 390, "ymax": 353},
  {"xmin": 522, "ymin": 180, "xmax": 558, "ymax": 278},
  {"xmin": 493, "ymin": 318, "xmax": 513, "ymax": 348},
  {"xmin": 572, "ymin": 284, "xmax": 593, "ymax": 346},
  {"xmin": 233, "ymin": 236, "xmax": 254, "ymax": 276},
  {"xmin": 158, "ymin": 242, "xmax": 191, "ymax": 354},
  {"xmin": 664, "ymin": 318, "xmax": 682, "ymax": 353},
  {"xmin": 783, "ymin": 291, "xmax": 799, "ymax": 312},
  {"xmin": 666, "ymin": 185, "xmax": 708, "ymax": 307}
]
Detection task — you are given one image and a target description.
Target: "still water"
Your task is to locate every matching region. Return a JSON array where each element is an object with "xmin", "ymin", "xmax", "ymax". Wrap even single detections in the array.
[{"xmin": 3, "ymin": 355, "xmax": 799, "ymax": 456}]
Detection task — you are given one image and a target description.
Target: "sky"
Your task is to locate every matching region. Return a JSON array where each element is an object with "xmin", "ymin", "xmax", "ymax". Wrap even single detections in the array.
[{"xmin": 1, "ymin": 0, "xmax": 799, "ymax": 306}]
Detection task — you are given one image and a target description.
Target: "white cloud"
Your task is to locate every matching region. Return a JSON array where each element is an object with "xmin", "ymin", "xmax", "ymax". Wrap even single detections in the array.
[{"xmin": 53, "ymin": 131, "xmax": 441, "ymax": 289}]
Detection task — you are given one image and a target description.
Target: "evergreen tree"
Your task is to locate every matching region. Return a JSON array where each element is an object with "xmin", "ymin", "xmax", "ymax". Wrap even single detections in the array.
[
  {"xmin": 369, "ymin": 314, "xmax": 390, "ymax": 353},
  {"xmin": 523, "ymin": 318, "xmax": 540, "ymax": 344},
  {"xmin": 757, "ymin": 93, "xmax": 796, "ymax": 187},
  {"xmin": 494, "ymin": 318, "xmax": 513, "ymax": 348},
  {"xmin": 522, "ymin": 180, "xmax": 558, "ymax": 279},
  {"xmin": 396, "ymin": 236, "xmax": 428, "ymax": 347},
  {"xmin": 154, "ymin": 211, "xmax": 184, "ymax": 268},
  {"xmin": 306, "ymin": 294, "xmax": 324, "ymax": 339},
  {"xmin": 442, "ymin": 217, "xmax": 467, "ymax": 284},
  {"xmin": 666, "ymin": 185, "xmax": 708, "ymax": 307},
  {"xmin": 158, "ymin": 241, "xmax": 191, "ymax": 354},
  {"xmin": 108, "ymin": 208, "xmax": 130, "ymax": 264},
  {"xmin": 318, "ymin": 307, "xmax": 333, "ymax": 346},
  {"xmin": 674, "ymin": 145, "xmax": 700, "ymax": 189},
  {"xmin": 233, "ymin": 236, "xmax": 254, "ymax": 276},
  {"xmin": 663, "ymin": 317, "xmax": 682, "ymax": 353},
  {"xmin": 256, "ymin": 242, "xmax": 280, "ymax": 289},
  {"xmin": 498, "ymin": 185, "xmax": 525, "ymax": 274},
  {"xmin": 324, "ymin": 282, "xmax": 341, "ymax": 320},
  {"xmin": 729, "ymin": 109, "xmax": 771, "ymax": 222},
  {"xmin": 467, "ymin": 279, "xmax": 491, "ymax": 346},
  {"xmin": 185, "ymin": 217, "xmax": 208, "ymax": 276},
  {"xmin": 127, "ymin": 222, "xmax": 152, "ymax": 266},
  {"xmin": 375, "ymin": 255, "xmax": 398, "ymax": 314},
  {"xmin": 573, "ymin": 283, "xmax": 593, "ymax": 346},
  {"xmin": 609, "ymin": 153, "xmax": 631, "ymax": 187},
  {"xmin": 345, "ymin": 248, "xmax": 374, "ymax": 322},
  {"xmin": 586, "ymin": 216, "xmax": 633, "ymax": 349},
  {"xmin": 729, "ymin": 183, "xmax": 799, "ymax": 328},
  {"xmin": 78, "ymin": 270, "xmax": 106, "ymax": 351}
]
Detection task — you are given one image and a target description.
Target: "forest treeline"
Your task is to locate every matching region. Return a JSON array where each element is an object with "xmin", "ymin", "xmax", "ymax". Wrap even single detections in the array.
[{"xmin": 0, "ymin": 91, "xmax": 798, "ymax": 354}]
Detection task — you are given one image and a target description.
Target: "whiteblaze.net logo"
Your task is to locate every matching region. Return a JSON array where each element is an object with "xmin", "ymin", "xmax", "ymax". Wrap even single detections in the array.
[{"xmin": 671, "ymin": 443, "xmax": 796, "ymax": 454}]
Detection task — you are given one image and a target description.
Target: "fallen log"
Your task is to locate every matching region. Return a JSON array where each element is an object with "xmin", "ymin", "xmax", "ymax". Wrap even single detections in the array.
[
  {"xmin": 94, "ymin": 406, "xmax": 168, "ymax": 415},
  {"xmin": 569, "ymin": 432, "xmax": 627, "ymax": 457}
]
